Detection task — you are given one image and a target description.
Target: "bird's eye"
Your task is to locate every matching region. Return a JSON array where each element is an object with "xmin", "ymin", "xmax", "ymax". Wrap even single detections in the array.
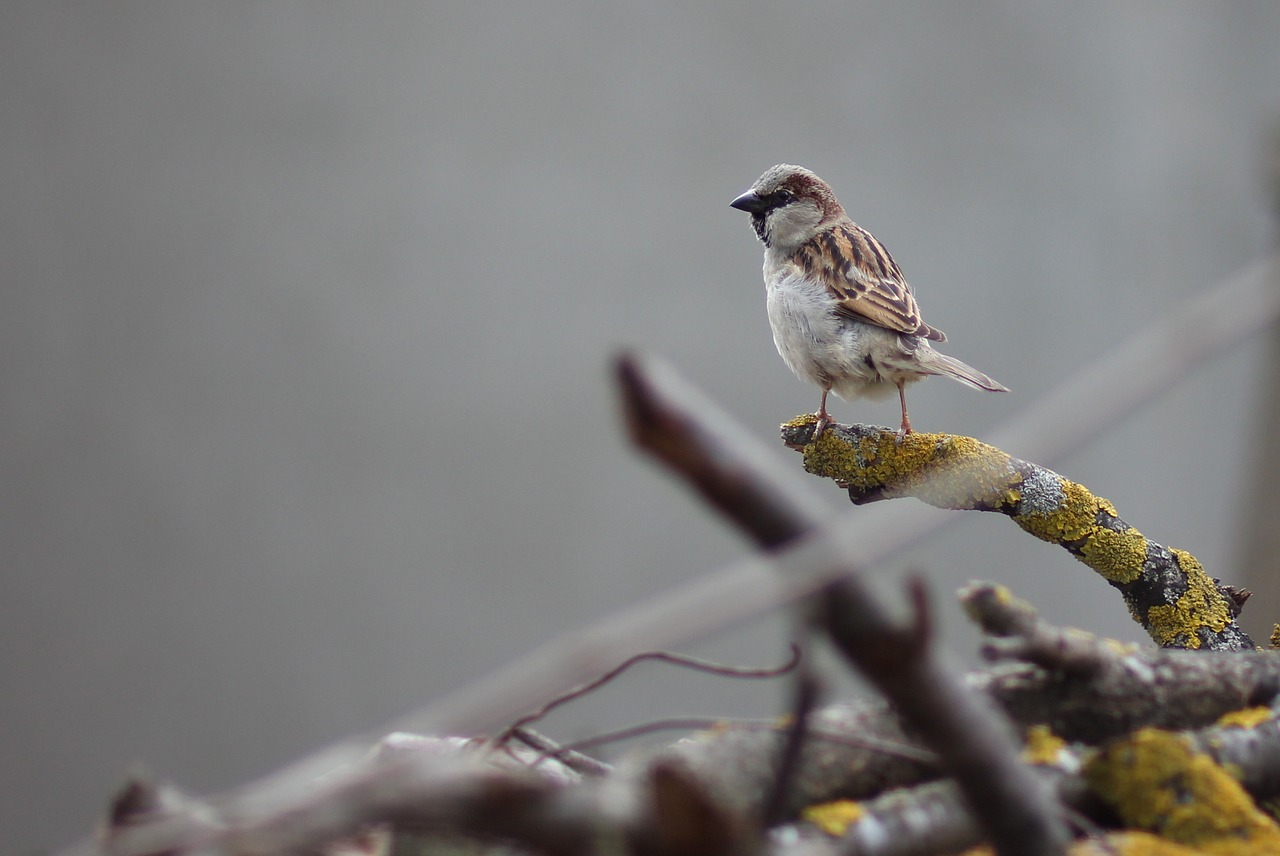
[{"xmin": 774, "ymin": 189, "xmax": 794, "ymax": 204}]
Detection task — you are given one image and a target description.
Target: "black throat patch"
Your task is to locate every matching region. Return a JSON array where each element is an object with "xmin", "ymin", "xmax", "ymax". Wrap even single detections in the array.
[{"xmin": 752, "ymin": 213, "xmax": 770, "ymax": 247}]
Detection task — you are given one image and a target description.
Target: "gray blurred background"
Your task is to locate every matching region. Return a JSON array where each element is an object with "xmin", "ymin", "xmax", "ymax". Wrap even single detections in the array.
[{"xmin": 4, "ymin": 3, "xmax": 1280, "ymax": 852}]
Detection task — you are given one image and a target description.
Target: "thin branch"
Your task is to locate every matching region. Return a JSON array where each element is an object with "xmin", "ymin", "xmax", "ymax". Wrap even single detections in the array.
[
  {"xmin": 551, "ymin": 717, "xmax": 769, "ymax": 756},
  {"xmin": 506, "ymin": 728, "xmax": 612, "ymax": 777},
  {"xmin": 497, "ymin": 644, "xmax": 801, "ymax": 743},
  {"xmin": 961, "ymin": 581, "xmax": 1117, "ymax": 675},
  {"xmin": 618, "ymin": 351, "xmax": 832, "ymax": 550},
  {"xmin": 763, "ymin": 666, "xmax": 822, "ymax": 826}
]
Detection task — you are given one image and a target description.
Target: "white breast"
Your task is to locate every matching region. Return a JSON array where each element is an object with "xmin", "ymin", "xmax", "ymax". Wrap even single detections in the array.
[{"xmin": 765, "ymin": 268, "xmax": 905, "ymax": 402}]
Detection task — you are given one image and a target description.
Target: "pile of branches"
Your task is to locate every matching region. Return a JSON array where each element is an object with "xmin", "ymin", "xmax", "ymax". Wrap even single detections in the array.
[{"xmin": 84, "ymin": 348, "xmax": 1280, "ymax": 856}]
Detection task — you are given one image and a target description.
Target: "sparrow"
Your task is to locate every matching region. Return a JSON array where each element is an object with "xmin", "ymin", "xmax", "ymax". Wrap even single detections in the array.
[{"xmin": 730, "ymin": 164, "xmax": 1007, "ymax": 438}]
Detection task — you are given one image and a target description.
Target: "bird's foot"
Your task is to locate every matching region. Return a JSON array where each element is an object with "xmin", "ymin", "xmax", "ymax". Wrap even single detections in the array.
[
  {"xmin": 895, "ymin": 383, "xmax": 913, "ymax": 444},
  {"xmin": 813, "ymin": 412, "xmax": 833, "ymax": 440}
]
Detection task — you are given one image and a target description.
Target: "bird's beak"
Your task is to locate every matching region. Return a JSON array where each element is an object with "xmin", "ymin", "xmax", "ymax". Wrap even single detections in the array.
[{"xmin": 729, "ymin": 190, "xmax": 769, "ymax": 213}]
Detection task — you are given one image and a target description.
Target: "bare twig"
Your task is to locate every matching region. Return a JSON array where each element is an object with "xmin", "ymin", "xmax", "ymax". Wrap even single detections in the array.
[
  {"xmin": 618, "ymin": 352, "xmax": 831, "ymax": 550},
  {"xmin": 506, "ymin": 728, "xmax": 612, "ymax": 777},
  {"xmin": 763, "ymin": 666, "xmax": 822, "ymax": 826},
  {"xmin": 103, "ymin": 749, "xmax": 585, "ymax": 856},
  {"xmin": 617, "ymin": 353, "xmax": 1070, "ymax": 855},
  {"xmin": 497, "ymin": 644, "xmax": 801, "ymax": 744},
  {"xmin": 550, "ymin": 717, "xmax": 752, "ymax": 756},
  {"xmin": 961, "ymin": 582, "xmax": 1117, "ymax": 675}
]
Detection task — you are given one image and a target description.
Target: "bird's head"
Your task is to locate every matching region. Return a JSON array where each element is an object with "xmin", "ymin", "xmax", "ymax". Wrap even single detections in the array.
[{"xmin": 730, "ymin": 164, "xmax": 846, "ymax": 253}]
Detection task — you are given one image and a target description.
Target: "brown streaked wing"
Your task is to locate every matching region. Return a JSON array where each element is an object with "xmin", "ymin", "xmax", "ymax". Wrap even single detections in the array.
[{"xmin": 800, "ymin": 224, "xmax": 946, "ymax": 342}]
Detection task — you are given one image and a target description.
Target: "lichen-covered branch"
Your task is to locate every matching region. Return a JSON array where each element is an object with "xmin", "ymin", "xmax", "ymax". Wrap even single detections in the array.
[
  {"xmin": 961, "ymin": 582, "xmax": 1279, "ymax": 742},
  {"xmin": 1083, "ymin": 727, "xmax": 1280, "ymax": 851},
  {"xmin": 627, "ymin": 635, "xmax": 1279, "ymax": 827},
  {"xmin": 622, "ymin": 582, "xmax": 1280, "ymax": 845},
  {"xmin": 781, "ymin": 418, "xmax": 1254, "ymax": 652},
  {"xmin": 774, "ymin": 717, "xmax": 1280, "ymax": 856}
]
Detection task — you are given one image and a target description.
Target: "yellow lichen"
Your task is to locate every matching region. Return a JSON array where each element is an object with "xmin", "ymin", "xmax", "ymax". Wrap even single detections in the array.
[
  {"xmin": 905, "ymin": 435, "xmax": 1022, "ymax": 510},
  {"xmin": 1084, "ymin": 728, "xmax": 1280, "ymax": 851},
  {"xmin": 802, "ymin": 429, "xmax": 1023, "ymax": 510},
  {"xmin": 1216, "ymin": 707, "xmax": 1273, "ymax": 729},
  {"xmin": 1271, "ymin": 624, "xmax": 1280, "ymax": 650},
  {"xmin": 848, "ymin": 431, "xmax": 940, "ymax": 494},
  {"xmin": 801, "ymin": 429, "xmax": 883, "ymax": 491},
  {"xmin": 1023, "ymin": 724, "xmax": 1068, "ymax": 767},
  {"xmin": 960, "ymin": 582, "xmax": 1015, "ymax": 625},
  {"xmin": 782, "ymin": 414, "xmax": 820, "ymax": 432},
  {"xmin": 1013, "ymin": 477, "xmax": 1148, "ymax": 583},
  {"xmin": 1147, "ymin": 565, "xmax": 1231, "ymax": 650},
  {"xmin": 801, "ymin": 799, "xmax": 864, "ymax": 836},
  {"xmin": 1170, "ymin": 549, "xmax": 1211, "ymax": 585},
  {"xmin": 1079, "ymin": 525, "xmax": 1149, "ymax": 584},
  {"xmin": 1015, "ymin": 479, "xmax": 1103, "ymax": 544}
]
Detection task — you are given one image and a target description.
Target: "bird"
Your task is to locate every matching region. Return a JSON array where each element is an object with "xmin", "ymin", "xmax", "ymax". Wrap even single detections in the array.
[{"xmin": 730, "ymin": 164, "xmax": 1007, "ymax": 438}]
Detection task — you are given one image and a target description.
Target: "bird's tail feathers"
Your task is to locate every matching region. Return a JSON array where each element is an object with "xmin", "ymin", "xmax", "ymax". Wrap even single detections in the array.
[{"xmin": 923, "ymin": 351, "xmax": 1008, "ymax": 393}]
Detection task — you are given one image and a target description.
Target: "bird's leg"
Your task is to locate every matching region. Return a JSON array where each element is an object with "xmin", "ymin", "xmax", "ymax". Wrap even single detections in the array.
[
  {"xmin": 895, "ymin": 380, "xmax": 913, "ymax": 442},
  {"xmin": 814, "ymin": 388, "xmax": 833, "ymax": 438}
]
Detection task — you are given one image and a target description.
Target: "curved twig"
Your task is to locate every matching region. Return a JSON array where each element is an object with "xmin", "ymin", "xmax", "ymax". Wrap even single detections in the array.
[{"xmin": 496, "ymin": 644, "xmax": 802, "ymax": 744}]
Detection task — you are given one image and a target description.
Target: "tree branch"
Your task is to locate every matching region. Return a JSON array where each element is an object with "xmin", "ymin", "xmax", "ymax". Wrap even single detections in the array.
[{"xmin": 783, "ymin": 420, "xmax": 1254, "ymax": 651}]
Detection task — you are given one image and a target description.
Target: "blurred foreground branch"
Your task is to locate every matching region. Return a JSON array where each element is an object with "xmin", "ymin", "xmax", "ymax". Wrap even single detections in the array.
[{"xmin": 97, "ymin": 579, "xmax": 1280, "ymax": 856}]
